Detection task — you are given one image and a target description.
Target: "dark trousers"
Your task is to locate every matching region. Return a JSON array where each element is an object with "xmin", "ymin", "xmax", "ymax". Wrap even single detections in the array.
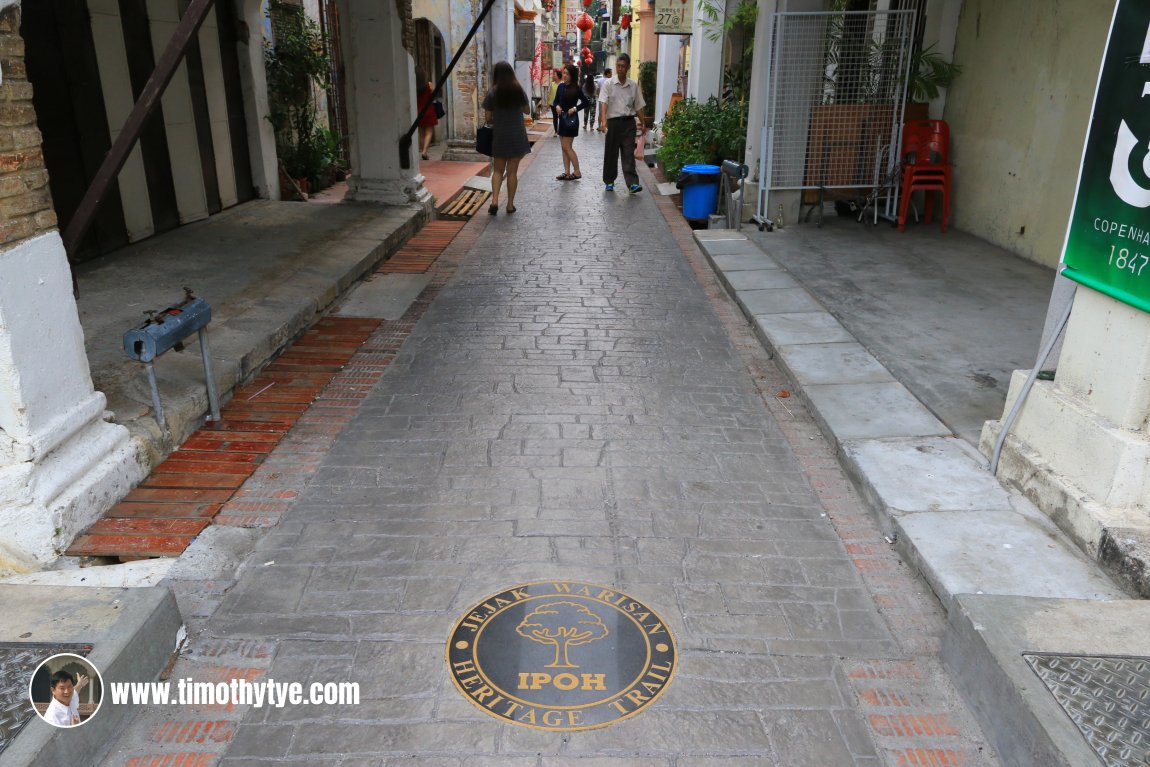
[{"xmin": 603, "ymin": 116, "xmax": 638, "ymax": 187}]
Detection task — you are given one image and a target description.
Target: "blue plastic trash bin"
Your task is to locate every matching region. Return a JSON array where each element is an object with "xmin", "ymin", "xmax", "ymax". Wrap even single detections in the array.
[{"xmin": 679, "ymin": 164, "xmax": 721, "ymax": 219}]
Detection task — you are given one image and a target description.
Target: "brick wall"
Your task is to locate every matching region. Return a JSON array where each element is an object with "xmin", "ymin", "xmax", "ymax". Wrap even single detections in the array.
[
  {"xmin": 398, "ymin": 0, "xmax": 413, "ymax": 53},
  {"xmin": 0, "ymin": 6, "xmax": 55, "ymax": 249}
]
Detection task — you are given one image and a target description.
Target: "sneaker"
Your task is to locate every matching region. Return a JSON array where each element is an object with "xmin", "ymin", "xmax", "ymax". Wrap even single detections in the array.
[
  {"xmin": 605, "ymin": 183, "xmax": 614, "ymax": 191},
  {"xmin": 629, "ymin": 183, "xmax": 643, "ymax": 194}
]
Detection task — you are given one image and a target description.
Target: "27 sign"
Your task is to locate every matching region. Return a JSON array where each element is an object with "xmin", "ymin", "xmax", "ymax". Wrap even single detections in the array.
[
  {"xmin": 655, "ymin": 0, "xmax": 692, "ymax": 35},
  {"xmin": 1061, "ymin": 0, "xmax": 1150, "ymax": 313}
]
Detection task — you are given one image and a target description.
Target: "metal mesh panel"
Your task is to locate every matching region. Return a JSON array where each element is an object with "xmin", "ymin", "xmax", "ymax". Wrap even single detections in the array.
[{"xmin": 762, "ymin": 10, "xmax": 914, "ymax": 200}]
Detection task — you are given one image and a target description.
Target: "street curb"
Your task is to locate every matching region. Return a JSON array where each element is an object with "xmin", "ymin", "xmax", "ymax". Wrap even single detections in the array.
[{"xmin": 1, "ymin": 585, "xmax": 181, "ymax": 767}]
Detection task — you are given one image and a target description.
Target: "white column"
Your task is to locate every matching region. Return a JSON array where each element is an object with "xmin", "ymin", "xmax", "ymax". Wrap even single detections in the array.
[
  {"xmin": 744, "ymin": 0, "xmax": 779, "ymax": 187},
  {"xmin": 339, "ymin": 0, "xmax": 431, "ymax": 204},
  {"xmin": 654, "ymin": 34, "xmax": 677, "ymax": 125},
  {"xmin": 685, "ymin": 0, "xmax": 722, "ymax": 102},
  {"xmin": 492, "ymin": 0, "xmax": 514, "ymax": 65},
  {"xmin": 0, "ymin": 234, "xmax": 142, "ymax": 572}
]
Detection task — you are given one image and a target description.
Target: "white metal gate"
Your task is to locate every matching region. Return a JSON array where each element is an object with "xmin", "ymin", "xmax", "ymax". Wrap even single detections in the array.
[{"xmin": 756, "ymin": 10, "xmax": 916, "ymax": 226}]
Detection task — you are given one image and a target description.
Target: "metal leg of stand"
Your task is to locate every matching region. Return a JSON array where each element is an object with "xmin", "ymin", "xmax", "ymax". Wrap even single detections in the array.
[
  {"xmin": 145, "ymin": 362, "xmax": 166, "ymax": 433},
  {"xmin": 198, "ymin": 327, "xmax": 221, "ymax": 423}
]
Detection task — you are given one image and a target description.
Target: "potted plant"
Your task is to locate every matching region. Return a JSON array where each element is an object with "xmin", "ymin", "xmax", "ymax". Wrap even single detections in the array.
[
  {"xmin": 638, "ymin": 61, "xmax": 657, "ymax": 128},
  {"xmin": 264, "ymin": 1, "xmax": 334, "ymax": 197},
  {"xmin": 905, "ymin": 43, "xmax": 962, "ymax": 120}
]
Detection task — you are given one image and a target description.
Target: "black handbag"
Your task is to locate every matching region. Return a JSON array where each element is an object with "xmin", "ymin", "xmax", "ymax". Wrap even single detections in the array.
[
  {"xmin": 559, "ymin": 109, "xmax": 580, "ymax": 133},
  {"xmin": 433, "ymin": 99, "xmax": 446, "ymax": 118},
  {"xmin": 476, "ymin": 124, "xmax": 494, "ymax": 156}
]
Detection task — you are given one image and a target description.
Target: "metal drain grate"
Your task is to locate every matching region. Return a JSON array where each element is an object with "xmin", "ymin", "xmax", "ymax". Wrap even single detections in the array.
[
  {"xmin": 0, "ymin": 642, "xmax": 92, "ymax": 755},
  {"xmin": 1024, "ymin": 653, "xmax": 1150, "ymax": 767}
]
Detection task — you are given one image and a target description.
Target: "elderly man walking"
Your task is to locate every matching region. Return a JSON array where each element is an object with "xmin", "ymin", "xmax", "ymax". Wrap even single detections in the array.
[{"xmin": 597, "ymin": 54, "xmax": 646, "ymax": 193}]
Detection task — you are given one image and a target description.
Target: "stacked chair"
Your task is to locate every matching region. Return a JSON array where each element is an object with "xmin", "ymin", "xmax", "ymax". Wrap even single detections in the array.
[{"xmin": 897, "ymin": 119, "xmax": 951, "ymax": 232}]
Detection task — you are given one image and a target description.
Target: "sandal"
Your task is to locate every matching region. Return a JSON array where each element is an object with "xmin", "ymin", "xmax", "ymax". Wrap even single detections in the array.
[
  {"xmin": 488, "ymin": 204, "xmax": 498, "ymax": 215},
  {"xmin": 556, "ymin": 173, "xmax": 572, "ymax": 181},
  {"xmin": 570, "ymin": 174, "xmax": 582, "ymax": 180},
  {"xmin": 506, "ymin": 205, "xmax": 516, "ymax": 214}
]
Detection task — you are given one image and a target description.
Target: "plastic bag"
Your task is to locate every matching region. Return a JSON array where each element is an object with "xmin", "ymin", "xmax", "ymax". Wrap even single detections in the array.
[{"xmin": 634, "ymin": 132, "xmax": 646, "ymax": 160}]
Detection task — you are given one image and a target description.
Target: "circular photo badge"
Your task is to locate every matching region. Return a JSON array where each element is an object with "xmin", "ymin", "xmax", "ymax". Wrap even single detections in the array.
[
  {"xmin": 29, "ymin": 653, "xmax": 103, "ymax": 728},
  {"xmin": 447, "ymin": 581, "xmax": 676, "ymax": 731}
]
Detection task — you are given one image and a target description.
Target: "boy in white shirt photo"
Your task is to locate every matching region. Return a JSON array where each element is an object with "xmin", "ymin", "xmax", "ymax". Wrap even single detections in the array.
[{"xmin": 43, "ymin": 669, "xmax": 88, "ymax": 727}]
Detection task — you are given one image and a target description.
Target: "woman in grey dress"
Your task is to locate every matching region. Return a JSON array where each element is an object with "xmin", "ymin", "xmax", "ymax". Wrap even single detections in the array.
[{"xmin": 482, "ymin": 61, "xmax": 531, "ymax": 214}]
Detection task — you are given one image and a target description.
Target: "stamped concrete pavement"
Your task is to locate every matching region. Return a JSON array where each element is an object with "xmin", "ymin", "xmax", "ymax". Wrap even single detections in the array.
[{"xmin": 99, "ymin": 135, "xmax": 1001, "ymax": 766}]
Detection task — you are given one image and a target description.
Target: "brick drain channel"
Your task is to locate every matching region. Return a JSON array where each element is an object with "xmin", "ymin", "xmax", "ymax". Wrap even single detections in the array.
[{"xmin": 67, "ymin": 219, "xmax": 471, "ymax": 560}]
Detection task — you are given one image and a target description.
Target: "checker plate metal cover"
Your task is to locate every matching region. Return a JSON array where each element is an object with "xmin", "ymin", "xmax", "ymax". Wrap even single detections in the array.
[
  {"xmin": 0, "ymin": 642, "xmax": 92, "ymax": 755},
  {"xmin": 1024, "ymin": 653, "xmax": 1150, "ymax": 767}
]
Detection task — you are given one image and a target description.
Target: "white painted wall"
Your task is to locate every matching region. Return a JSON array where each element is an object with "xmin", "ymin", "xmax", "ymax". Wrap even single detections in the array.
[
  {"xmin": 685, "ymin": 0, "xmax": 722, "ymax": 102},
  {"xmin": 943, "ymin": 0, "xmax": 1112, "ymax": 267}
]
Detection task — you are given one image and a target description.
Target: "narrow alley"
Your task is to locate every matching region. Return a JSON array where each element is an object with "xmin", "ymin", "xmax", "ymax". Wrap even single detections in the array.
[{"xmin": 97, "ymin": 134, "xmax": 1000, "ymax": 766}]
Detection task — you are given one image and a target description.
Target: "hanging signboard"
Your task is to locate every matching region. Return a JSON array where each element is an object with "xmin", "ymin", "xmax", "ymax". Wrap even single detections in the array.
[
  {"xmin": 515, "ymin": 22, "xmax": 536, "ymax": 61},
  {"xmin": 655, "ymin": 0, "xmax": 693, "ymax": 35},
  {"xmin": 1060, "ymin": 0, "xmax": 1150, "ymax": 314},
  {"xmin": 562, "ymin": 0, "xmax": 579, "ymax": 34}
]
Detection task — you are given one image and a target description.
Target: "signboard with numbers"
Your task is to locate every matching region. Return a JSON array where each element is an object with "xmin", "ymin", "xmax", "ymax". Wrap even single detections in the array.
[
  {"xmin": 654, "ymin": 0, "xmax": 692, "ymax": 35},
  {"xmin": 1061, "ymin": 0, "xmax": 1150, "ymax": 313}
]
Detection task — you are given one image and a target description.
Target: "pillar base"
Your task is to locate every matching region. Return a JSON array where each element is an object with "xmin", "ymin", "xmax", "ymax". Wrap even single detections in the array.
[
  {"xmin": 981, "ymin": 370, "xmax": 1150, "ymax": 596},
  {"xmin": 441, "ymin": 139, "xmax": 489, "ymax": 163},
  {"xmin": 346, "ymin": 174, "xmax": 433, "ymax": 206},
  {"xmin": 0, "ymin": 418, "xmax": 143, "ymax": 573}
]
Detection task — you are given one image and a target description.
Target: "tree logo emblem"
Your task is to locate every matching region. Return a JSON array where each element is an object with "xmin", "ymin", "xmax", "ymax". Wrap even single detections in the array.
[
  {"xmin": 515, "ymin": 601, "xmax": 609, "ymax": 668},
  {"xmin": 447, "ymin": 581, "xmax": 677, "ymax": 731}
]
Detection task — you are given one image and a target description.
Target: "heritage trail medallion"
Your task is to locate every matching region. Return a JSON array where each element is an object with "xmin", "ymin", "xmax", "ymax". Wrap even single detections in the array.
[{"xmin": 447, "ymin": 581, "xmax": 677, "ymax": 731}]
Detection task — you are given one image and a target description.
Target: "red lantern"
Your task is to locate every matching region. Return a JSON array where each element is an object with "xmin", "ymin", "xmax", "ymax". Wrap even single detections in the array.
[
  {"xmin": 620, "ymin": 13, "xmax": 631, "ymax": 30},
  {"xmin": 582, "ymin": 0, "xmax": 591, "ymax": 6},
  {"xmin": 583, "ymin": 28, "xmax": 592, "ymax": 42},
  {"xmin": 584, "ymin": 56, "xmax": 593, "ymax": 66},
  {"xmin": 575, "ymin": 11, "xmax": 594, "ymax": 33},
  {"xmin": 581, "ymin": 46, "xmax": 591, "ymax": 57}
]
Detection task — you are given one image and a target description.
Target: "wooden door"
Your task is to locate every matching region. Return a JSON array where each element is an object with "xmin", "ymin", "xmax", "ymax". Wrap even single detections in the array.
[{"xmin": 22, "ymin": 0, "xmax": 128, "ymax": 262}]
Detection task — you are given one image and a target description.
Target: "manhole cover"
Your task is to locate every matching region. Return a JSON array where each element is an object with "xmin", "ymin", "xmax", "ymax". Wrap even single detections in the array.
[
  {"xmin": 1024, "ymin": 653, "xmax": 1150, "ymax": 767},
  {"xmin": 447, "ymin": 581, "xmax": 676, "ymax": 731},
  {"xmin": 0, "ymin": 643, "xmax": 93, "ymax": 755}
]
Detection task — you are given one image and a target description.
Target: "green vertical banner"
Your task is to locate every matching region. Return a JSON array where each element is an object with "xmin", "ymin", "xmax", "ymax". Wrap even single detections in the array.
[{"xmin": 1061, "ymin": 0, "xmax": 1150, "ymax": 314}]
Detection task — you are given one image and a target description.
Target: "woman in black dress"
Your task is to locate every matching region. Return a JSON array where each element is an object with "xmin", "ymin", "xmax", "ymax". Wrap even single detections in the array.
[
  {"xmin": 482, "ymin": 61, "xmax": 532, "ymax": 215},
  {"xmin": 551, "ymin": 64, "xmax": 592, "ymax": 180}
]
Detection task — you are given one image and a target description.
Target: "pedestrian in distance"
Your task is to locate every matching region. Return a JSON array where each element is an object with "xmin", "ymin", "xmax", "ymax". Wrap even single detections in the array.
[
  {"xmin": 552, "ymin": 64, "xmax": 593, "ymax": 181},
  {"xmin": 594, "ymin": 69, "xmax": 611, "ymax": 132},
  {"xmin": 582, "ymin": 72, "xmax": 598, "ymax": 130},
  {"xmin": 597, "ymin": 54, "xmax": 645, "ymax": 194},
  {"xmin": 415, "ymin": 70, "xmax": 438, "ymax": 161},
  {"xmin": 482, "ymin": 61, "xmax": 532, "ymax": 215}
]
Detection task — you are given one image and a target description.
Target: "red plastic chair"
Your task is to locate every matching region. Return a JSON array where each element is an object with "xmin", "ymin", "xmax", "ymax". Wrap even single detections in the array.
[{"xmin": 897, "ymin": 120, "xmax": 951, "ymax": 232}]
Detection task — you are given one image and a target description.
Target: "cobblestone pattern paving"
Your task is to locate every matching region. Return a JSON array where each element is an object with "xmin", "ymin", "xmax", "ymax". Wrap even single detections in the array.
[{"xmin": 100, "ymin": 135, "xmax": 1000, "ymax": 766}]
